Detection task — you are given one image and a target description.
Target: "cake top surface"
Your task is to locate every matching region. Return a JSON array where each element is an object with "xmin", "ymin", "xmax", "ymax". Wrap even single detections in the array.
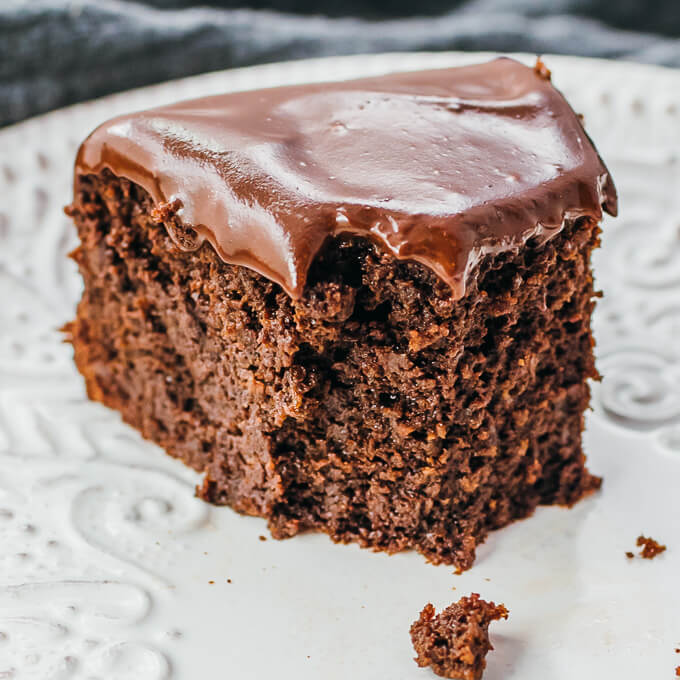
[{"xmin": 76, "ymin": 57, "xmax": 617, "ymax": 298}]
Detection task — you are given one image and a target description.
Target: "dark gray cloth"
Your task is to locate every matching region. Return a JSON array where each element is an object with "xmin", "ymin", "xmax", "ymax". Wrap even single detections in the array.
[{"xmin": 2, "ymin": 0, "xmax": 680, "ymax": 127}]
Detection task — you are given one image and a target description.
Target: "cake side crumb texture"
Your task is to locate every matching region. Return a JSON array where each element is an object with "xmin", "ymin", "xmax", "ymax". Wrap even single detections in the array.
[{"xmin": 67, "ymin": 173, "xmax": 602, "ymax": 568}]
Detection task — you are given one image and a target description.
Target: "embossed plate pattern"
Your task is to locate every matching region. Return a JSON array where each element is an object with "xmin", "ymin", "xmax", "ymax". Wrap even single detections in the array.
[{"xmin": 1, "ymin": 53, "xmax": 679, "ymax": 680}]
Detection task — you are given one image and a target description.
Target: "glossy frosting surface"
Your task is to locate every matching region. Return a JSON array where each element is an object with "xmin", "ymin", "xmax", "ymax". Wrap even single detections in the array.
[{"xmin": 76, "ymin": 58, "xmax": 617, "ymax": 298}]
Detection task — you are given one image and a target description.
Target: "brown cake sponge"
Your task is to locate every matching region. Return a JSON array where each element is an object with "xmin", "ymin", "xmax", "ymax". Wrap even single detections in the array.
[{"xmin": 410, "ymin": 594, "xmax": 508, "ymax": 680}]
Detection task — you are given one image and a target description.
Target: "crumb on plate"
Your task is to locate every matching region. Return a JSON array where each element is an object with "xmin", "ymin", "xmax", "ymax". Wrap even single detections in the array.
[
  {"xmin": 636, "ymin": 535, "xmax": 666, "ymax": 559},
  {"xmin": 410, "ymin": 593, "xmax": 508, "ymax": 680}
]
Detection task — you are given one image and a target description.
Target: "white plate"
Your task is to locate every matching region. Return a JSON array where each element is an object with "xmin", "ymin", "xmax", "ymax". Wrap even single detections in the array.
[{"xmin": 1, "ymin": 52, "xmax": 679, "ymax": 680}]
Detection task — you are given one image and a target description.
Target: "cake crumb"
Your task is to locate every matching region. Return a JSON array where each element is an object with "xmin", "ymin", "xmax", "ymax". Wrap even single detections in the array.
[
  {"xmin": 410, "ymin": 593, "xmax": 508, "ymax": 680},
  {"xmin": 259, "ymin": 535, "xmax": 267, "ymax": 541},
  {"xmin": 636, "ymin": 535, "xmax": 666, "ymax": 559},
  {"xmin": 534, "ymin": 57, "xmax": 552, "ymax": 81},
  {"xmin": 625, "ymin": 551, "xmax": 634, "ymax": 559},
  {"xmin": 150, "ymin": 198, "xmax": 182, "ymax": 222},
  {"xmin": 208, "ymin": 580, "xmax": 215, "ymax": 584}
]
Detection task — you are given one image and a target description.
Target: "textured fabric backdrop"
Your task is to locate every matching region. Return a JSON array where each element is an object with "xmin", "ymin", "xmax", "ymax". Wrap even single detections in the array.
[{"xmin": 2, "ymin": 0, "xmax": 680, "ymax": 127}]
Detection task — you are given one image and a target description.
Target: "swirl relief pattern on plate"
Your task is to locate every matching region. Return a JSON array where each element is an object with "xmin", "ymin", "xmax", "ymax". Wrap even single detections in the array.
[{"xmin": 590, "ymin": 148, "xmax": 680, "ymax": 453}]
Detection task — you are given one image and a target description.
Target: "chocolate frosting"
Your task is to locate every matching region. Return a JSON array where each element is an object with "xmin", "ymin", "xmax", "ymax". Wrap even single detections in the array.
[{"xmin": 76, "ymin": 58, "xmax": 617, "ymax": 299}]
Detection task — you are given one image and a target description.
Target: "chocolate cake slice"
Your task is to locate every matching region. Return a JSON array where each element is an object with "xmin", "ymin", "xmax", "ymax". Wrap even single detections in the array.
[{"xmin": 67, "ymin": 58, "xmax": 617, "ymax": 570}]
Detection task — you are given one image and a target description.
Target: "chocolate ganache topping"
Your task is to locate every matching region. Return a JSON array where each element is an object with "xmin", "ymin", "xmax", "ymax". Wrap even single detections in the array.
[{"xmin": 76, "ymin": 58, "xmax": 617, "ymax": 299}]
